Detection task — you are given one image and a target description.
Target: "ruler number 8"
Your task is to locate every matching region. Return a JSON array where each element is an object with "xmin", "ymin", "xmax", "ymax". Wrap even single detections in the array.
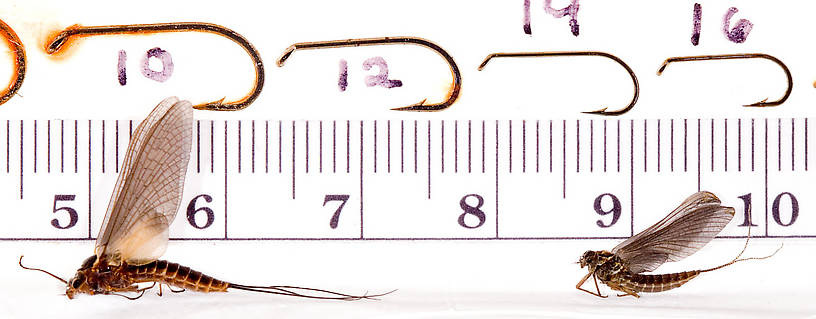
[
  {"xmin": 594, "ymin": 193, "xmax": 621, "ymax": 228},
  {"xmin": 458, "ymin": 194, "xmax": 486, "ymax": 229}
]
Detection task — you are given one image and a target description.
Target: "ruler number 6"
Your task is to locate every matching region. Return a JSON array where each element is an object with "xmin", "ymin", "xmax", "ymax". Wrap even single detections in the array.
[
  {"xmin": 52, "ymin": 195, "xmax": 78, "ymax": 229},
  {"xmin": 594, "ymin": 193, "xmax": 621, "ymax": 228},
  {"xmin": 324, "ymin": 195, "xmax": 350, "ymax": 229},
  {"xmin": 186, "ymin": 194, "xmax": 214, "ymax": 229}
]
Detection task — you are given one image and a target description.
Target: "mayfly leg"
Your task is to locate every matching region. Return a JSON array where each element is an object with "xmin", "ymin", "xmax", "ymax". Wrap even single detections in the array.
[{"xmin": 575, "ymin": 272, "xmax": 606, "ymax": 298}]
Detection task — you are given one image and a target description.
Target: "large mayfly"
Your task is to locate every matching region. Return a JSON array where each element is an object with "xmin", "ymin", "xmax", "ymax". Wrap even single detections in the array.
[
  {"xmin": 21, "ymin": 97, "xmax": 389, "ymax": 300},
  {"xmin": 577, "ymin": 191, "xmax": 779, "ymax": 298}
]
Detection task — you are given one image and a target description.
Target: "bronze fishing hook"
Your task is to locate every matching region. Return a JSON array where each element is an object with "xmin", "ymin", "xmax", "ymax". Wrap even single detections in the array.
[
  {"xmin": 0, "ymin": 18, "xmax": 25, "ymax": 107},
  {"xmin": 45, "ymin": 22, "xmax": 264, "ymax": 111},
  {"xmin": 477, "ymin": 52, "xmax": 639, "ymax": 116},
  {"xmin": 277, "ymin": 37, "xmax": 460, "ymax": 111},
  {"xmin": 657, "ymin": 53, "xmax": 792, "ymax": 107}
]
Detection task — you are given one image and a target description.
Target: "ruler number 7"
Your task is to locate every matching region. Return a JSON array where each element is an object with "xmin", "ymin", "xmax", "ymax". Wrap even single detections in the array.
[{"xmin": 324, "ymin": 195, "xmax": 350, "ymax": 229}]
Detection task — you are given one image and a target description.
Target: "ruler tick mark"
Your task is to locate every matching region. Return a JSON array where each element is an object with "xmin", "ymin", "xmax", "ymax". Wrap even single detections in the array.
[
  {"xmin": 293, "ymin": 121, "xmax": 296, "ymax": 199},
  {"xmin": 616, "ymin": 120, "xmax": 620, "ymax": 173},
  {"xmin": 74, "ymin": 120, "xmax": 78, "ymax": 174},
  {"xmin": 738, "ymin": 119, "xmax": 742, "ymax": 172},
  {"xmin": 60, "ymin": 120, "xmax": 64, "ymax": 173},
  {"xmin": 33, "ymin": 120, "xmax": 37, "ymax": 174},
  {"xmin": 100, "ymin": 120, "xmax": 105, "ymax": 173},
  {"xmin": 320, "ymin": 120, "xmax": 324, "ymax": 173},
  {"xmin": 387, "ymin": 120, "xmax": 391, "ymax": 173},
  {"xmin": 238, "ymin": 121, "xmax": 242, "ymax": 173},
  {"xmin": 346, "ymin": 120, "xmax": 350, "ymax": 174},
  {"xmin": 441, "ymin": 120, "xmax": 445, "ymax": 174},
  {"xmin": 670, "ymin": 119, "xmax": 674, "ymax": 172},
  {"xmin": 428, "ymin": 120, "xmax": 432, "ymax": 198},
  {"xmin": 697, "ymin": 119, "xmax": 701, "ymax": 191},
  {"xmin": 455, "ymin": 120, "xmax": 459, "ymax": 173},
  {"xmin": 643, "ymin": 119, "xmax": 647, "ymax": 173},
  {"xmin": 333, "ymin": 120, "xmax": 337, "ymax": 173},
  {"xmin": 791, "ymin": 118, "xmax": 795, "ymax": 171},
  {"xmin": 562, "ymin": 119, "xmax": 566, "ymax": 198},
  {"xmin": 265, "ymin": 120, "xmax": 269, "ymax": 173},
  {"xmin": 657, "ymin": 119, "xmax": 661, "ymax": 173},
  {"xmin": 576, "ymin": 119, "xmax": 580, "ymax": 173},
  {"xmin": 468, "ymin": 120, "xmax": 472, "ymax": 173},
  {"xmin": 549, "ymin": 120, "xmax": 553, "ymax": 173},
  {"xmin": 509, "ymin": 120, "xmax": 513, "ymax": 173},
  {"xmin": 400, "ymin": 120, "xmax": 404, "ymax": 173},
  {"xmin": 305, "ymin": 120, "xmax": 310, "ymax": 174},
  {"xmin": 778, "ymin": 118, "xmax": 781, "ymax": 172},
  {"xmin": 711, "ymin": 119, "xmax": 714, "ymax": 172},
  {"xmin": 482, "ymin": 120, "xmax": 486, "ymax": 174},
  {"xmin": 523, "ymin": 120, "xmax": 527, "ymax": 173},
  {"xmin": 414, "ymin": 120, "xmax": 418, "ymax": 174},
  {"xmin": 19, "ymin": 120, "xmax": 23, "ymax": 199},
  {"xmin": 278, "ymin": 120, "xmax": 282, "ymax": 174},
  {"xmin": 115, "ymin": 120, "xmax": 119, "ymax": 173},
  {"xmin": 196, "ymin": 121, "xmax": 201, "ymax": 173},
  {"xmin": 210, "ymin": 121, "xmax": 214, "ymax": 174},
  {"xmin": 752, "ymin": 118, "xmax": 755, "ymax": 172},
  {"xmin": 252, "ymin": 120, "xmax": 256, "ymax": 174},
  {"xmin": 684, "ymin": 119, "xmax": 688, "ymax": 172},
  {"xmin": 589, "ymin": 119, "xmax": 593, "ymax": 173},
  {"xmin": 373, "ymin": 120, "xmax": 377, "ymax": 173},
  {"xmin": 603, "ymin": 120, "xmax": 607, "ymax": 173},
  {"xmin": 47, "ymin": 120, "xmax": 51, "ymax": 173},
  {"xmin": 724, "ymin": 119, "xmax": 728, "ymax": 172}
]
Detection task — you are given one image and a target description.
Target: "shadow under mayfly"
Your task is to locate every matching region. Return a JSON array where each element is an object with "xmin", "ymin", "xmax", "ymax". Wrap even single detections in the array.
[
  {"xmin": 577, "ymin": 191, "xmax": 780, "ymax": 298},
  {"xmin": 20, "ymin": 97, "xmax": 391, "ymax": 300}
]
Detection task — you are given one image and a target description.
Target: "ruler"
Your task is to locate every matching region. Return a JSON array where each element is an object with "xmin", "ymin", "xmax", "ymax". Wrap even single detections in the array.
[{"xmin": 0, "ymin": 117, "xmax": 811, "ymax": 241}]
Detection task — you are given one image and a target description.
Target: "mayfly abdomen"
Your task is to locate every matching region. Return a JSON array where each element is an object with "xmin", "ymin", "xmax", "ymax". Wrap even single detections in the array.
[
  {"xmin": 126, "ymin": 260, "xmax": 229, "ymax": 293},
  {"xmin": 622, "ymin": 271, "xmax": 700, "ymax": 293}
]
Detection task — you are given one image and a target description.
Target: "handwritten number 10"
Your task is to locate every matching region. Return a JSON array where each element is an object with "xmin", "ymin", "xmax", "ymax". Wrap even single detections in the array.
[{"xmin": 117, "ymin": 47, "xmax": 174, "ymax": 85}]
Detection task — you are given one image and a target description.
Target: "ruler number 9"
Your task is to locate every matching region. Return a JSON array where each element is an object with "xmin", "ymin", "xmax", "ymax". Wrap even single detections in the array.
[
  {"xmin": 51, "ymin": 195, "xmax": 78, "ymax": 229},
  {"xmin": 458, "ymin": 194, "xmax": 486, "ymax": 229},
  {"xmin": 594, "ymin": 193, "xmax": 621, "ymax": 228}
]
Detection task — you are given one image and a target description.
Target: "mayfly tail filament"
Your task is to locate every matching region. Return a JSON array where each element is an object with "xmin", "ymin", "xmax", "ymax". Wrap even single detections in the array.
[{"xmin": 228, "ymin": 284, "xmax": 395, "ymax": 300}]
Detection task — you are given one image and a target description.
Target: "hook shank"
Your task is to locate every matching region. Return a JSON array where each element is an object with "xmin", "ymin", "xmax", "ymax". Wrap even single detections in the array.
[
  {"xmin": 277, "ymin": 36, "xmax": 460, "ymax": 111},
  {"xmin": 657, "ymin": 53, "xmax": 791, "ymax": 107},
  {"xmin": 478, "ymin": 51, "xmax": 639, "ymax": 116},
  {"xmin": 46, "ymin": 22, "xmax": 264, "ymax": 111},
  {"xmin": 0, "ymin": 18, "xmax": 25, "ymax": 107}
]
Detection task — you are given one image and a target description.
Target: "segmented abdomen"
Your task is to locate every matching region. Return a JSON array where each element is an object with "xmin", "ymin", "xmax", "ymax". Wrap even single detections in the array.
[
  {"xmin": 621, "ymin": 271, "xmax": 700, "ymax": 293},
  {"xmin": 125, "ymin": 260, "xmax": 229, "ymax": 293}
]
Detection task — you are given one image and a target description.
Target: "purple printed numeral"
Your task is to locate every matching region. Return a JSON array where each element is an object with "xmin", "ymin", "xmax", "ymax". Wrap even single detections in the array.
[
  {"xmin": 363, "ymin": 57, "xmax": 402, "ymax": 88},
  {"xmin": 338, "ymin": 59, "xmax": 348, "ymax": 92},
  {"xmin": 722, "ymin": 7, "xmax": 753, "ymax": 43},
  {"xmin": 141, "ymin": 47, "xmax": 174, "ymax": 82},
  {"xmin": 117, "ymin": 50, "xmax": 127, "ymax": 85},
  {"xmin": 691, "ymin": 3, "xmax": 702, "ymax": 46},
  {"xmin": 543, "ymin": 0, "xmax": 580, "ymax": 36}
]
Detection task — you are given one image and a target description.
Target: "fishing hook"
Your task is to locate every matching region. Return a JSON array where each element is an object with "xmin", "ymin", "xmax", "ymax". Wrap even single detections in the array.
[
  {"xmin": 657, "ymin": 53, "xmax": 792, "ymax": 107},
  {"xmin": 45, "ymin": 22, "xmax": 264, "ymax": 111},
  {"xmin": 0, "ymin": 18, "xmax": 25, "ymax": 107},
  {"xmin": 477, "ymin": 51, "xmax": 639, "ymax": 116},
  {"xmin": 277, "ymin": 37, "xmax": 461, "ymax": 111}
]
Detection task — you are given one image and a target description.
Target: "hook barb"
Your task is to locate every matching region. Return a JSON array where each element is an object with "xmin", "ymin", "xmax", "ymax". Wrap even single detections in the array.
[
  {"xmin": 45, "ymin": 22, "xmax": 264, "ymax": 111},
  {"xmin": 478, "ymin": 51, "xmax": 639, "ymax": 116},
  {"xmin": 0, "ymin": 18, "xmax": 25, "ymax": 108},
  {"xmin": 657, "ymin": 53, "xmax": 792, "ymax": 108},
  {"xmin": 277, "ymin": 36, "xmax": 460, "ymax": 112}
]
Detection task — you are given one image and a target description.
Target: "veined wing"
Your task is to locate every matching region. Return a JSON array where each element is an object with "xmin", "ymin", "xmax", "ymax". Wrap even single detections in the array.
[
  {"xmin": 611, "ymin": 191, "xmax": 735, "ymax": 274},
  {"xmin": 95, "ymin": 97, "xmax": 193, "ymax": 266}
]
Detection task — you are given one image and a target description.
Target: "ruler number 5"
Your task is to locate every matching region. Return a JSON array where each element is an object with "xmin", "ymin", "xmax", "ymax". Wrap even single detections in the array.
[
  {"xmin": 324, "ymin": 195, "xmax": 350, "ymax": 229},
  {"xmin": 52, "ymin": 195, "xmax": 78, "ymax": 229}
]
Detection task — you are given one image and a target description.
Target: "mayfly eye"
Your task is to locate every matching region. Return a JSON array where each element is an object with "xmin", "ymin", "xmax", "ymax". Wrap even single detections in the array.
[{"xmin": 70, "ymin": 279, "xmax": 81, "ymax": 289}]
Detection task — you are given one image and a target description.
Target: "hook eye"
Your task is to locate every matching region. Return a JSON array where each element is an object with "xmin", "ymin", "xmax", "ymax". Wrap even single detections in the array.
[
  {"xmin": 657, "ymin": 53, "xmax": 792, "ymax": 107},
  {"xmin": 44, "ymin": 22, "xmax": 264, "ymax": 111},
  {"xmin": 478, "ymin": 51, "xmax": 639, "ymax": 116},
  {"xmin": 277, "ymin": 36, "xmax": 461, "ymax": 111},
  {"xmin": 0, "ymin": 18, "xmax": 25, "ymax": 108}
]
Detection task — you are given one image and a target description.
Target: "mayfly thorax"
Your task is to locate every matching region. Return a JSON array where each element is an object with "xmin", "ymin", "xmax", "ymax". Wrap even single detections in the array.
[
  {"xmin": 19, "ymin": 97, "xmax": 390, "ymax": 300},
  {"xmin": 576, "ymin": 191, "xmax": 780, "ymax": 298}
]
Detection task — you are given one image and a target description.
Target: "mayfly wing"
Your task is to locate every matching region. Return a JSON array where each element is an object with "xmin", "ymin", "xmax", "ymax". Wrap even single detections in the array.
[
  {"xmin": 611, "ymin": 191, "xmax": 736, "ymax": 274},
  {"xmin": 94, "ymin": 97, "xmax": 193, "ymax": 266}
]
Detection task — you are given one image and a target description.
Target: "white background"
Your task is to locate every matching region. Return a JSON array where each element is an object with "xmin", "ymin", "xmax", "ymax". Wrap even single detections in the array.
[{"xmin": 0, "ymin": 0, "xmax": 814, "ymax": 318}]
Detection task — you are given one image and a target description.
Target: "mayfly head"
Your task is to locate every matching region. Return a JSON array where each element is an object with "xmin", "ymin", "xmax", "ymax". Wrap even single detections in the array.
[
  {"xmin": 65, "ymin": 255, "xmax": 99, "ymax": 299},
  {"xmin": 578, "ymin": 250, "xmax": 613, "ymax": 271}
]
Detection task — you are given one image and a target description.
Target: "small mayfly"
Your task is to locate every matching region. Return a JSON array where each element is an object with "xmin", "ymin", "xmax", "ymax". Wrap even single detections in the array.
[
  {"xmin": 577, "ymin": 191, "xmax": 779, "ymax": 298},
  {"xmin": 21, "ymin": 97, "xmax": 389, "ymax": 300}
]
